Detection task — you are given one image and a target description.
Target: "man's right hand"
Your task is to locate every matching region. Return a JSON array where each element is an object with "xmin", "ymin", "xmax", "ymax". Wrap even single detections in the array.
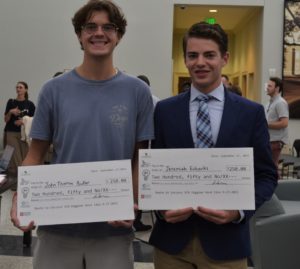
[
  {"xmin": 161, "ymin": 207, "xmax": 194, "ymax": 223},
  {"xmin": 10, "ymin": 192, "xmax": 35, "ymax": 232}
]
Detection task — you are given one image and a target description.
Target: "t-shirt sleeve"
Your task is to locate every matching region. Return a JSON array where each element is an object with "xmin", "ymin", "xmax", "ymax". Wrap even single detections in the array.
[
  {"xmin": 30, "ymin": 86, "xmax": 53, "ymax": 142},
  {"xmin": 4, "ymin": 99, "xmax": 14, "ymax": 115},
  {"xmin": 275, "ymin": 101, "xmax": 289, "ymax": 118},
  {"xmin": 29, "ymin": 101, "xmax": 36, "ymax": 117},
  {"xmin": 136, "ymin": 85, "xmax": 155, "ymax": 142}
]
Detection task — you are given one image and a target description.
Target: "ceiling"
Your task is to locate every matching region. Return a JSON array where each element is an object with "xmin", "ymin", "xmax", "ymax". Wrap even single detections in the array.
[{"xmin": 174, "ymin": 5, "xmax": 262, "ymax": 34}]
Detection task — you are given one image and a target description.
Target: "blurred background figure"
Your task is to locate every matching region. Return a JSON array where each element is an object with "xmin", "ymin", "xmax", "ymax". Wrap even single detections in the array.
[
  {"xmin": 137, "ymin": 75, "xmax": 159, "ymax": 107},
  {"xmin": 265, "ymin": 77, "xmax": 289, "ymax": 168},
  {"xmin": 3, "ymin": 81, "xmax": 35, "ymax": 177},
  {"xmin": 180, "ymin": 81, "xmax": 191, "ymax": 93},
  {"xmin": 228, "ymin": 85, "xmax": 242, "ymax": 96},
  {"xmin": 135, "ymin": 74, "xmax": 158, "ymax": 232},
  {"xmin": 221, "ymin": 74, "xmax": 231, "ymax": 87}
]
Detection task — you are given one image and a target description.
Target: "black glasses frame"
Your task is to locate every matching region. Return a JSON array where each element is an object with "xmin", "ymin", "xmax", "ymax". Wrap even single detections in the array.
[{"xmin": 81, "ymin": 23, "xmax": 119, "ymax": 34}]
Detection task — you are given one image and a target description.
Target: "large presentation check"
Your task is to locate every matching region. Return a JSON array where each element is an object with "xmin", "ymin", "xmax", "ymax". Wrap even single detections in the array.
[
  {"xmin": 18, "ymin": 160, "xmax": 134, "ymax": 226},
  {"xmin": 139, "ymin": 148, "xmax": 254, "ymax": 210}
]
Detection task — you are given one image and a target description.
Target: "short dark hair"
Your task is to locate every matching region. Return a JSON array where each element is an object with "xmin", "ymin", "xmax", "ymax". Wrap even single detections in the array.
[
  {"xmin": 137, "ymin": 75, "xmax": 150, "ymax": 86},
  {"xmin": 53, "ymin": 71, "xmax": 64, "ymax": 78},
  {"xmin": 72, "ymin": 0, "xmax": 127, "ymax": 38},
  {"xmin": 183, "ymin": 22, "xmax": 228, "ymax": 57},
  {"xmin": 270, "ymin": 77, "xmax": 283, "ymax": 93},
  {"xmin": 221, "ymin": 74, "xmax": 229, "ymax": 81},
  {"xmin": 228, "ymin": 85, "xmax": 242, "ymax": 96}
]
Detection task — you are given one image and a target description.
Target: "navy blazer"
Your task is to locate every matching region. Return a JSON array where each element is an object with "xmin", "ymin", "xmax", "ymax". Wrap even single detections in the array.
[{"xmin": 149, "ymin": 89, "xmax": 277, "ymax": 260}]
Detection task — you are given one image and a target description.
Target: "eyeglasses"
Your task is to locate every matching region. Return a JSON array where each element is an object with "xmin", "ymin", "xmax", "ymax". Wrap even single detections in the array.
[{"xmin": 81, "ymin": 23, "xmax": 119, "ymax": 34}]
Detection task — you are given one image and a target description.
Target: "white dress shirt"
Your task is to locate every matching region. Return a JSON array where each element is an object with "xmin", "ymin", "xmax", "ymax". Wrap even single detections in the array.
[
  {"xmin": 189, "ymin": 83, "xmax": 244, "ymax": 222},
  {"xmin": 190, "ymin": 83, "xmax": 225, "ymax": 146}
]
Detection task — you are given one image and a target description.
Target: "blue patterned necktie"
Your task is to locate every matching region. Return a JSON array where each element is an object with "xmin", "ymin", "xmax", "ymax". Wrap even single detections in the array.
[{"xmin": 196, "ymin": 95, "xmax": 214, "ymax": 148}]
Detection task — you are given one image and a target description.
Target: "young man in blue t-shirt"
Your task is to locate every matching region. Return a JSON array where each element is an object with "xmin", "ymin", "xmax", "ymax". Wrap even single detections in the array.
[{"xmin": 10, "ymin": 1, "xmax": 154, "ymax": 268}]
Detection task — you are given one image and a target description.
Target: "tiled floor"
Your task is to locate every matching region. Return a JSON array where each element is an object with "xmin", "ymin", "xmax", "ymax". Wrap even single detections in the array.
[{"xmin": 0, "ymin": 190, "xmax": 154, "ymax": 269}]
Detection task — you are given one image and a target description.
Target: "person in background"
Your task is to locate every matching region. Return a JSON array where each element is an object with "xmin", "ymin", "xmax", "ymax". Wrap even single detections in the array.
[
  {"xmin": 137, "ymin": 74, "xmax": 159, "ymax": 107},
  {"xmin": 133, "ymin": 74, "xmax": 159, "ymax": 232},
  {"xmin": 4, "ymin": 81, "xmax": 35, "ymax": 177},
  {"xmin": 222, "ymin": 74, "xmax": 242, "ymax": 96},
  {"xmin": 221, "ymin": 74, "xmax": 231, "ymax": 87},
  {"xmin": 149, "ymin": 21, "xmax": 277, "ymax": 269},
  {"xmin": 53, "ymin": 71, "xmax": 64, "ymax": 77},
  {"xmin": 265, "ymin": 77, "xmax": 289, "ymax": 168},
  {"xmin": 10, "ymin": 1, "xmax": 154, "ymax": 268},
  {"xmin": 180, "ymin": 81, "xmax": 191, "ymax": 93},
  {"xmin": 228, "ymin": 84, "xmax": 242, "ymax": 96}
]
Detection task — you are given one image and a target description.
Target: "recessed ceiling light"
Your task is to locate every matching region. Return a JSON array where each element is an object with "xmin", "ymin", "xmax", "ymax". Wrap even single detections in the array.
[{"xmin": 209, "ymin": 9, "xmax": 218, "ymax": 13}]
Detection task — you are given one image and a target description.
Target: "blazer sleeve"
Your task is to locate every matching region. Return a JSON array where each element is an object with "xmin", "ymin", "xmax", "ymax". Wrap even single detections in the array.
[
  {"xmin": 153, "ymin": 102, "xmax": 165, "ymax": 148},
  {"xmin": 244, "ymin": 105, "xmax": 278, "ymax": 221}
]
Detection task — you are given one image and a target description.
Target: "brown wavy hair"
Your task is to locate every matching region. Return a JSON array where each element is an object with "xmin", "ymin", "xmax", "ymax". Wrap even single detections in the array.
[
  {"xmin": 183, "ymin": 22, "xmax": 228, "ymax": 58},
  {"xmin": 72, "ymin": 0, "xmax": 127, "ymax": 38}
]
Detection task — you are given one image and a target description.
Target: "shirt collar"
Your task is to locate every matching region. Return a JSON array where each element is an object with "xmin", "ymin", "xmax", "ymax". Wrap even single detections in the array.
[
  {"xmin": 190, "ymin": 82, "xmax": 224, "ymax": 103},
  {"xmin": 270, "ymin": 94, "xmax": 281, "ymax": 102}
]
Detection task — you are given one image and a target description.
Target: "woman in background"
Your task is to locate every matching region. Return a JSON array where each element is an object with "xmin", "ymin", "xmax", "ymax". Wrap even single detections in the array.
[{"xmin": 4, "ymin": 81, "xmax": 35, "ymax": 176}]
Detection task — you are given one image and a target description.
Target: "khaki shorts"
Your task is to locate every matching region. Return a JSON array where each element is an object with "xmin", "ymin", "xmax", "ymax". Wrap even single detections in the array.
[{"xmin": 33, "ymin": 230, "xmax": 134, "ymax": 269}]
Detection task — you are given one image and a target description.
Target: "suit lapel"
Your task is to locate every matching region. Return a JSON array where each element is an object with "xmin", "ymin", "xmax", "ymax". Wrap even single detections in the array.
[
  {"xmin": 176, "ymin": 91, "xmax": 194, "ymax": 148},
  {"xmin": 215, "ymin": 91, "xmax": 241, "ymax": 147}
]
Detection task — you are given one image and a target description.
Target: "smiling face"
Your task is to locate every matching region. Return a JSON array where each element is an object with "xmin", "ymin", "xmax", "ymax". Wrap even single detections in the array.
[
  {"xmin": 77, "ymin": 11, "xmax": 120, "ymax": 60},
  {"xmin": 184, "ymin": 38, "xmax": 229, "ymax": 94}
]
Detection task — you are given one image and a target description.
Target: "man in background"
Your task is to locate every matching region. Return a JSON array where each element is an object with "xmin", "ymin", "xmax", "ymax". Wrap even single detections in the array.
[
  {"xmin": 221, "ymin": 74, "xmax": 231, "ymax": 87},
  {"xmin": 265, "ymin": 77, "xmax": 289, "ymax": 168}
]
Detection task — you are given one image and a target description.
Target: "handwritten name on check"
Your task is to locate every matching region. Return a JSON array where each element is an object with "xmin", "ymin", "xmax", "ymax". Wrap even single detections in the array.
[
  {"xmin": 139, "ymin": 148, "xmax": 254, "ymax": 210},
  {"xmin": 18, "ymin": 160, "xmax": 134, "ymax": 226}
]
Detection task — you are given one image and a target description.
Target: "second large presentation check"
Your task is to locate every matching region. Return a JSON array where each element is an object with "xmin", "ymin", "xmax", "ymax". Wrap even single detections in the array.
[
  {"xmin": 139, "ymin": 148, "xmax": 254, "ymax": 210},
  {"xmin": 18, "ymin": 160, "xmax": 134, "ymax": 226}
]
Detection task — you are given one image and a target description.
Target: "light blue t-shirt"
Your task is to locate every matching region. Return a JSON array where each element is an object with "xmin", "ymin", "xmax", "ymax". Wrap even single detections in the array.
[{"xmin": 30, "ymin": 69, "xmax": 154, "ymax": 237}]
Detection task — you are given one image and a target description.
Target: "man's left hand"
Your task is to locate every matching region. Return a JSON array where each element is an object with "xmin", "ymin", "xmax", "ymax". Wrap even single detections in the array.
[{"xmin": 194, "ymin": 207, "xmax": 240, "ymax": 224}]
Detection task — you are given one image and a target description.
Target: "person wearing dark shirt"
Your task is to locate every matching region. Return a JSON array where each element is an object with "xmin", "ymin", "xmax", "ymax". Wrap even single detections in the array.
[{"xmin": 4, "ymin": 81, "xmax": 35, "ymax": 176}]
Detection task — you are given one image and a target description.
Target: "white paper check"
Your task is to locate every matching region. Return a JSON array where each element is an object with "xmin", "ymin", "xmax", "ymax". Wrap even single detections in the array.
[
  {"xmin": 18, "ymin": 160, "xmax": 134, "ymax": 226},
  {"xmin": 139, "ymin": 148, "xmax": 255, "ymax": 210}
]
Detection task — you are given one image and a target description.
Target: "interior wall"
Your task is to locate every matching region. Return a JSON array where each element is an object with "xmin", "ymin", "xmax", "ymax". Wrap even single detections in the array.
[
  {"xmin": 114, "ymin": 0, "xmax": 173, "ymax": 98},
  {"xmin": 261, "ymin": 0, "xmax": 284, "ymax": 104},
  {"xmin": 0, "ymin": 0, "xmax": 84, "ymax": 149},
  {"xmin": 230, "ymin": 8, "xmax": 262, "ymax": 101},
  {"xmin": 0, "ymin": 0, "xmax": 174, "ymax": 148}
]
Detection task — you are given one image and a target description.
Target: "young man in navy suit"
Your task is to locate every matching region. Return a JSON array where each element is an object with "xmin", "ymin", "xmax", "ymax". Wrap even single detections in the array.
[{"xmin": 149, "ymin": 22, "xmax": 277, "ymax": 269}]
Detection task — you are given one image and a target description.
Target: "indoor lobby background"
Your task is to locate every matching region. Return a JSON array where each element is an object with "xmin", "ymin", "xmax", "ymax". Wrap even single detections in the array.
[
  {"xmin": 0, "ymin": 1, "xmax": 299, "ymax": 268},
  {"xmin": 0, "ymin": 0, "xmax": 299, "ymax": 150},
  {"xmin": 0, "ymin": 0, "xmax": 299, "ymax": 149}
]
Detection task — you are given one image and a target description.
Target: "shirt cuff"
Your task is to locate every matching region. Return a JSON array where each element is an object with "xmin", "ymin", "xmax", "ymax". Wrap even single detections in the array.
[{"xmin": 232, "ymin": 210, "xmax": 245, "ymax": 224}]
